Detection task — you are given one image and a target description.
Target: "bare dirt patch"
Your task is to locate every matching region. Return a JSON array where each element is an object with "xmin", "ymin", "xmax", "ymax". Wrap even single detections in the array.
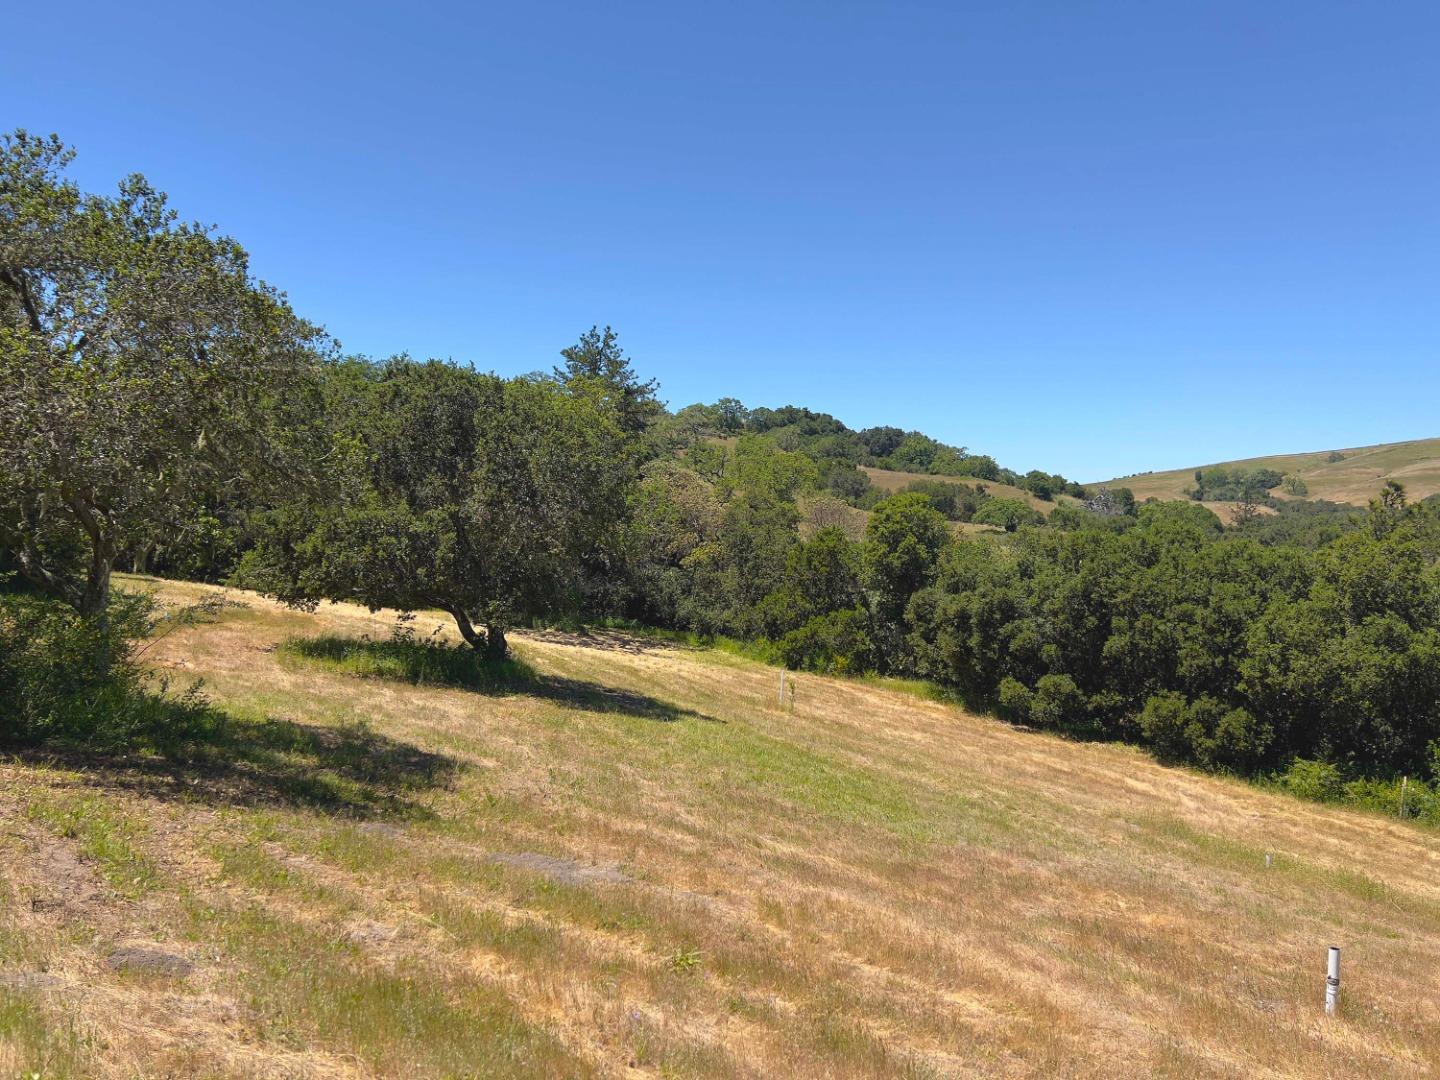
[
  {"xmin": 491, "ymin": 852, "xmax": 631, "ymax": 887},
  {"xmin": 106, "ymin": 945, "xmax": 194, "ymax": 978}
]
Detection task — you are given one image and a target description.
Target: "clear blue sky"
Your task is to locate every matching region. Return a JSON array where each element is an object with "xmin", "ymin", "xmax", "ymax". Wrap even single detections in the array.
[{"xmin": 6, "ymin": 1, "xmax": 1438, "ymax": 480}]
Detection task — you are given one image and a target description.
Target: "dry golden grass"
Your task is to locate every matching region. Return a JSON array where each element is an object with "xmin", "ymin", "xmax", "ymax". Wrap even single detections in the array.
[
  {"xmin": 1106, "ymin": 436, "xmax": 1440, "ymax": 507},
  {"xmin": 861, "ymin": 467, "xmax": 1068, "ymax": 513},
  {"xmin": 4, "ymin": 576, "xmax": 1440, "ymax": 1078}
]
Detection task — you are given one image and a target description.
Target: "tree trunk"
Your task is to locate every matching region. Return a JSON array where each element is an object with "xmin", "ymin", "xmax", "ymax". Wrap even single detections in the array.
[
  {"xmin": 62, "ymin": 490, "xmax": 114, "ymax": 620},
  {"xmin": 484, "ymin": 625, "xmax": 508, "ymax": 661},
  {"xmin": 78, "ymin": 549, "xmax": 113, "ymax": 621},
  {"xmin": 446, "ymin": 607, "xmax": 486, "ymax": 651},
  {"xmin": 440, "ymin": 607, "xmax": 508, "ymax": 661}
]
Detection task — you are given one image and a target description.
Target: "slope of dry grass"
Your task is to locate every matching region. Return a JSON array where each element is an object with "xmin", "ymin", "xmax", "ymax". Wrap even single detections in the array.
[
  {"xmin": 861, "ymin": 467, "xmax": 1067, "ymax": 513},
  {"xmin": 1105, "ymin": 436, "xmax": 1440, "ymax": 507},
  {"xmin": 3, "ymin": 577, "xmax": 1439, "ymax": 1078}
]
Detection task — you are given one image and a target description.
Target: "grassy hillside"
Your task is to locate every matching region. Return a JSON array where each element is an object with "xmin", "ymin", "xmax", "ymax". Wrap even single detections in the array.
[
  {"xmin": 1105, "ymin": 436, "xmax": 1440, "ymax": 507},
  {"xmin": 861, "ymin": 466, "xmax": 1065, "ymax": 513},
  {"xmin": 4, "ymin": 578, "xmax": 1440, "ymax": 1078}
]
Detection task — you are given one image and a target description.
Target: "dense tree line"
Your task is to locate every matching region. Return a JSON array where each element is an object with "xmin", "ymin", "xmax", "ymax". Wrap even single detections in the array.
[
  {"xmin": 665, "ymin": 399, "xmax": 1089, "ymax": 503},
  {"xmin": 7, "ymin": 131, "xmax": 1440, "ymax": 815},
  {"xmin": 1187, "ymin": 465, "xmax": 1285, "ymax": 502}
]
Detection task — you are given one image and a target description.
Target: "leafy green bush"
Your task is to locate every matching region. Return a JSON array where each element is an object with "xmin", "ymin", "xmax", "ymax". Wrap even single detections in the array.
[
  {"xmin": 0, "ymin": 592, "xmax": 210, "ymax": 749},
  {"xmin": 1265, "ymin": 760, "xmax": 1440, "ymax": 823},
  {"xmin": 1189, "ymin": 466, "xmax": 1285, "ymax": 501},
  {"xmin": 1029, "ymin": 674, "xmax": 1088, "ymax": 732},
  {"xmin": 971, "ymin": 498, "xmax": 1043, "ymax": 532},
  {"xmin": 1137, "ymin": 692, "xmax": 1192, "ymax": 762},
  {"xmin": 995, "ymin": 677, "xmax": 1033, "ymax": 723},
  {"xmin": 1339, "ymin": 776, "xmax": 1439, "ymax": 822},
  {"xmin": 777, "ymin": 609, "xmax": 876, "ymax": 675},
  {"xmin": 1275, "ymin": 759, "xmax": 1346, "ymax": 802},
  {"xmin": 1139, "ymin": 693, "xmax": 1271, "ymax": 770}
]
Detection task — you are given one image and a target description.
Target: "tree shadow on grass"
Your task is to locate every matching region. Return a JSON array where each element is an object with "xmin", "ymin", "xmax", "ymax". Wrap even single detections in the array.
[
  {"xmin": 12, "ymin": 701, "xmax": 462, "ymax": 820},
  {"xmin": 280, "ymin": 633, "xmax": 720, "ymax": 724}
]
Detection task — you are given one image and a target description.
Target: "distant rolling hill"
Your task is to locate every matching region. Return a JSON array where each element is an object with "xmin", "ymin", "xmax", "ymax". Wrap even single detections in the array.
[
  {"xmin": 1102, "ymin": 436, "xmax": 1440, "ymax": 508},
  {"xmin": 861, "ymin": 465, "xmax": 1068, "ymax": 512}
]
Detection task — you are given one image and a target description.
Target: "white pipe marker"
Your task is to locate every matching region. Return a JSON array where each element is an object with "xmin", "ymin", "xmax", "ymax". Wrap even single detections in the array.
[{"xmin": 1325, "ymin": 946, "xmax": 1341, "ymax": 1016}]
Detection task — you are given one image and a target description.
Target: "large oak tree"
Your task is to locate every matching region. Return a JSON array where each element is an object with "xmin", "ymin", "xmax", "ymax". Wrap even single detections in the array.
[
  {"xmin": 239, "ymin": 358, "xmax": 634, "ymax": 658},
  {"xmin": 0, "ymin": 131, "xmax": 326, "ymax": 617}
]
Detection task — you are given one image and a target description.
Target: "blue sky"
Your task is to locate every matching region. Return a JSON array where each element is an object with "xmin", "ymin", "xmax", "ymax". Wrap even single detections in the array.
[{"xmin": 6, "ymin": 1, "xmax": 1437, "ymax": 480}]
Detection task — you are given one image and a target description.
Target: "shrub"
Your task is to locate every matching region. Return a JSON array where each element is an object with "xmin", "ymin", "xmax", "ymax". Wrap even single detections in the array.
[
  {"xmin": 1340, "ymin": 776, "xmax": 1440, "ymax": 822},
  {"xmin": 1138, "ymin": 691, "xmax": 1192, "ymax": 762},
  {"xmin": 972, "ymin": 498, "xmax": 1043, "ymax": 532},
  {"xmin": 1139, "ymin": 693, "xmax": 1271, "ymax": 771},
  {"xmin": 777, "ymin": 609, "xmax": 876, "ymax": 675},
  {"xmin": 1030, "ymin": 674, "xmax": 1087, "ymax": 732},
  {"xmin": 1276, "ymin": 759, "xmax": 1346, "ymax": 802},
  {"xmin": 995, "ymin": 677, "xmax": 1033, "ymax": 723},
  {"xmin": 0, "ymin": 592, "xmax": 209, "ymax": 748}
]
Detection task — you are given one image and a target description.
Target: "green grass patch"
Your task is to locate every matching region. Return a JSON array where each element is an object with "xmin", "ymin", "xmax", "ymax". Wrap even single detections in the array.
[
  {"xmin": 1133, "ymin": 814, "xmax": 1440, "ymax": 922},
  {"xmin": 278, "ymin": 632, "xmax": 536, "ymax": 691},
  {"xmin": 25, "ymin": 793, "xmax": 158, "ymax": 898},
  {"xmin": 0, "ymin": 988, "xmax": 88, "ymax": 1079},
  {"xmin": 188, "ymin": 899, "xmax": 586, "ymax": 1078}
]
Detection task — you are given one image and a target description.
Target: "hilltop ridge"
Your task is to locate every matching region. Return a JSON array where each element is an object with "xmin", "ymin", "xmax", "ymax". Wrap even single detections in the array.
[{"xmin": 1101, "ymin": 436, "xmax": 1440, "ymax": 507}]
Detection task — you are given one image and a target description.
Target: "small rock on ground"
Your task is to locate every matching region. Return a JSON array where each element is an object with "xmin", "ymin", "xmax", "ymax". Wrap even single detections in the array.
[{"xmin": 106, "ymin": 946, "xmax": 193, "ymax": 978}]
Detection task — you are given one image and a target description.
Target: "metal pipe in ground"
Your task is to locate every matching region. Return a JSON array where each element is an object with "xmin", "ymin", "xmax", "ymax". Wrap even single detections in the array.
[{"xmin": 1325, "ymin": 946, "xmax": 1341, "ymax": 1016}]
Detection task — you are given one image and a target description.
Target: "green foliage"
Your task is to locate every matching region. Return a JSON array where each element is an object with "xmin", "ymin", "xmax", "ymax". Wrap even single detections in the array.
[
  {"xmin": 865, "ymin": 494, "xmax": 951, "ymax": 618},
  {"xmin": 1188, "ymin": 466, "xmax": 1283, "ymax": 502},
  {"xmin": 886, "ymin": 433, "xmax": 943, "ymax": 472},
  {"xmin": 0, "ymin": 129, "xmax": 327, "ymax": 616},
  {"xmin": 554, "ymin": 325, "xmax": 661, "ymax": 435},
  {"xmin": 941, "ymin": 453, "xmax": 1002, "ymax": 481},
  {"xmin": 824, "ymin": 461, "xmax": 873, "ymax": 503},
  {"xmin": 995, "ymin": 675, "xmax": 1091, "ymax": 734},
  {"xmin": 971, "ymin": 498, "xmax": 1043, "ymax": 532},
  {"xmin": 278, "ymin": 625, "xmax": 535, "ymax": 692},
  {"xmin": 1019, "ymin": 470, "xmax": 1086, "ymax": 501},
  {"xmin": 995, "ymin": 677, "xmax": 1033, "ymax": 723},
  {"xmin": 756, "ymin": 527, "xmax": 865, "ymax": 637},
  {"xmin": 1275, "ymin": 759, "xmax": 1346, "ymax": 801},
  {"xmin": 1137, "ymin": 499, "xmax": 1224, "ymax": 536},
  {"xmin": 910, "ymin": 499, "xmax": 1440, "ymax": 778},
  {"xmin": 239, "ymin": 359, "xmax": 633, "ymax": 657},
  {"xmin": 895, "ymin": 478, "xmax": 987, "ymax": 521},
  {"xmin": 662, "ymin": 400, "xmax": 1071, "ymax": 494},
  {"xmin": 0, "ymin": 591, "xmax": 211, "ymax": 748},
  {"xmin": 1240, "ymin": 498, "xmax": 1358, "ymax": 549},
  {"xmin": 667, "ymin": 947, "xmax": 703, "ymax": 974},
  {"xmin": 778, "ymin": 608, "xmax": 877, "ymax": 675},
  {"xmin": 1138, "ymin": 692, "xmax": 1270, "ymax": 770},
  {"xmin": 1281, "ymin": 475, "xmax": 1309, "ymax": 496},
  {"xmin": 1264, "ymin": 757, "xmax": 1440, "ymax": 823},
  {"xmin": 721, "ymin": 435, "xmax": 820, "ymax": 501}
]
